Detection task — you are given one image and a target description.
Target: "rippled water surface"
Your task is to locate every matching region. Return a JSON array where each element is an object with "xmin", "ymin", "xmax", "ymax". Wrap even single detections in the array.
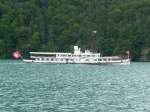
[{"xmin": 0, "ymin": 60, "xmax": 150, "ymax": 112}]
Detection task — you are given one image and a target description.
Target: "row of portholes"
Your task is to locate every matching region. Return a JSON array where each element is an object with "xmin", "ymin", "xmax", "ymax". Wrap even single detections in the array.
[
  {"xmin": 36, "ymin": 58, "xmax": 76, "ymax": 62},
  {"xmin": 57, "ymin": 54, "xmax": 100, "ymax": 57}
]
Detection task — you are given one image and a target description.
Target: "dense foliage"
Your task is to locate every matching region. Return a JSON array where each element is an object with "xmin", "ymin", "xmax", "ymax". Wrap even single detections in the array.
[{"xmin": 0, "ymin": 0, "xmax": 150, "ymax": 60}]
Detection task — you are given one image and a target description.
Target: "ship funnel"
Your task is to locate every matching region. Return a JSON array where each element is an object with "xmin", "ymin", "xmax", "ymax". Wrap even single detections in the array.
[
  {"xmin": 74, "ymin": 46, "xmax": 78, "ymax": 51},
  {"xmin": 74, "ymin": 46, "xmax": 81, "ymax": 54}
]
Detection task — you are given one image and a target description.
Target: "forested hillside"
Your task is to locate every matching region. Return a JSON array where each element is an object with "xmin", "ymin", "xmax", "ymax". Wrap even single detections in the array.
[{"xmin": 0, "ymin": 0, "xmax": 150, "ymax": 61}]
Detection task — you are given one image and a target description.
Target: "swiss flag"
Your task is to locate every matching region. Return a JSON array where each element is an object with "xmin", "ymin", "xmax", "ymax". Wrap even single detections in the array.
[{"xmin": 12, "ymin": 51, "xmax": 21, "ymax": 59}]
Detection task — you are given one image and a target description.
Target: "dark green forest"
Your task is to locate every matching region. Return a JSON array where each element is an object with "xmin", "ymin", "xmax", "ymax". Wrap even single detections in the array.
[{"xmin": 0, "ymin": 0, "xmax": 150, "ymax": 61}]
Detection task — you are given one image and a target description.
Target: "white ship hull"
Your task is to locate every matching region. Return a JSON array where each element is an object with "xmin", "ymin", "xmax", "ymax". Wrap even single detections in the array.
[{"xmin": 23, "ymin": 59, "xmax": 130, "ymax": 65}]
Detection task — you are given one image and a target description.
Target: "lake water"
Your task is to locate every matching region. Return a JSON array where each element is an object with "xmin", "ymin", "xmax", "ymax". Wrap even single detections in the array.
[{"xmin": 0, "ymin": 60, "xmax": 150, "ymax": 112}]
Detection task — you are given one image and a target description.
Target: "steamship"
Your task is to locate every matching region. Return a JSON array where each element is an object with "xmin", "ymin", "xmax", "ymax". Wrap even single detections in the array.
[{"xmin": 23, "ymin": 46, "xmax": 130, "ymax": 65}]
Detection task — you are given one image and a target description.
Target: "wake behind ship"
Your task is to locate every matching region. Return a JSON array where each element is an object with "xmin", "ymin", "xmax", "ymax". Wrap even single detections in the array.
[{"xmin": 23, "ymin": 46, "xmax": 130, "ymax": 65}]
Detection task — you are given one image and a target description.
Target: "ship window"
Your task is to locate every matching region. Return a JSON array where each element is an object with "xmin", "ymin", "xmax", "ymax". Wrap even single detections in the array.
[
  {"xmin": 112, "ymin": 58, "xmax": 120, "ymax": 61},
  {"xmin": 103, "ymin": 59, "xmax": 106, "ymax": 61},
  {"xmin": 51, "ymin": 58, "xmax": 54, "ymax": 61},
  {"xmin": 98, "ymin": 59, "xmax": 102, "ymax": 61},
  {"xmin": 46, "ymin": 58, "xmax": 49, "ymax": 61}
]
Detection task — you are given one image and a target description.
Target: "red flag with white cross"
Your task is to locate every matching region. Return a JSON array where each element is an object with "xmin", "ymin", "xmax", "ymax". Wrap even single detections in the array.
[{"xmin": 12, "ymin": 51, "xmax": 21, "ymax": 59}]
